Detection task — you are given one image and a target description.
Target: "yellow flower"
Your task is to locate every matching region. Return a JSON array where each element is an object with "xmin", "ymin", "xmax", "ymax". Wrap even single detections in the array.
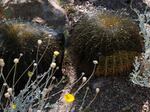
[
  {"xmin": 11, "ymin": 103, "xmax": 16, "ymax": 109},
  {"xmin": 53, "ymin": 51, "xmax": 60, "ymax": 56},
  {"xmin": 64, "ymin": 93, "xmax": 75, "ymax": 103},
  {"xmin": 27, "ymin": 71, "xmax": 33, "ymax": 77}
]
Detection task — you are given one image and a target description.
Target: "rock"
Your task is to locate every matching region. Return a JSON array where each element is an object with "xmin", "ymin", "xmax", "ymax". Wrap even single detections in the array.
[
  {"xmin": 143, "ymin": 0, "xmax": 150, "ymax": 7},
  {"xmin": 75, "ymin": 0, "xmax": 145, "ymax": 13},
  {"xmin": 0, "ymin": 0, "xmax": 67, "ymax": 30}
]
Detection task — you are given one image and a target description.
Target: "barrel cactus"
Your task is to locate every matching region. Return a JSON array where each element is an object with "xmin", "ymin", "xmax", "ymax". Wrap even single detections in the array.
[
  {"xmin": 68, "ymin": 9, "xmax": 144, "ymax": 76},
  {"xmin": 0, "ymin": 19, "xmax": 65, "ymax": 92}
]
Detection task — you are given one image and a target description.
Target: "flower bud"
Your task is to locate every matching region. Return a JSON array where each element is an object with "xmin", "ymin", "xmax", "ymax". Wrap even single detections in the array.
[
  {"xmin": 93, "ymin": 60, "xmax": 98, "ymax": 65},
  {"xmin": 33, "ymin": 63, "xmax": 37, "ymax": 67},
  {"xmin": 81, "ymin": 72, "xmax": 85, "ymax": 76},
  {"xmin": 53, "ymin": 51, "xmax": 60, "ymax": 56},
  {"xmin": 52, "ymin": 76, "xmax": 56, "ymax": 80},
  {"xmin": 82, "ymin": 77, "xmax": 87, "ymax": 83},
  {"xmin": 0, "ymin": 58, "xmax": 5, "ymax": 67},
  {"xmin": 37, "ymin": 39, "xmax": 42, "ymax": 45},
  {"xmin": 14, "ymin": 58, "xmax": 19, "ymax": 64},
  {"xmin": 3, "ymin": 83, "xmax": 7, "ymax": 86},
  {"xmin": 4, "ymin": 92, "xmax": 10, "ymax": 98},
  {"xmin": 20, "ymin": 53, "xmax": 23, "ymax": 57},
  {"xmin": 48, "ymin": 34, "xmax": 52, "ymax": 37},
  {"xmin": 7, "ymin": 88, "xmax": 13, "ymax": 94},
  {"xmin": 96, "ymin": 88, "xmax": 100, "ymax": 93},
  {"xmin": 50, "ymin": 62, "xmax": 56, "ymax": 68}
]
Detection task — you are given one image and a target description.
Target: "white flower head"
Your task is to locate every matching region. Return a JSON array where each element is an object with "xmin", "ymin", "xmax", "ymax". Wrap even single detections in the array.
[
  {"xmin": 20, "ymin": 53, "xmax": 23, "ymax": 57},
  {"xmin": 81, "ymin": 72, "xmax": 85, "ymax": 76},
  {"xmin": 93, "ymin": 60, "xmax": 98, "ymax": 65},
  {"xmin": 48, "ymin": 34, "xmax": 52, "ymax": 37},
  {"xmin": 52, "ymin": 76, "xmax": 56, "ymax": 80},
  {"xmin": 14, "ymin": 58, "xmax": 19, "ymax": 64},
  {"xmin": 82, "ymin": 77, "xmax": 87, "ymax": 83},
  {"xmin": 4, "ymin": 92, "xmax": 10, "ymax": 98},
  {"xmin": 7, "ymin": 88, "xmax": 13, "ymax": 94},
  {"xmin": 33, "ymin": 63, "xmax": 37, "ymax": 67},
  {"xmin": 3, "ymin": 83, "xmax": 7, "ymax": 86},
  {"xmin": 37, "ymin": 39, "xmax": 42, "ymax": 45},
  {"xmin": 50, "ymin": 62, "xmax": 56, "ymax": 68},
  {"xmin": 96, "ymin": 88, "xmax": 100, "ymax": 93},
  {"xmin": 0, "ymin": 58, "xmax": 5, "ymax": 67}
]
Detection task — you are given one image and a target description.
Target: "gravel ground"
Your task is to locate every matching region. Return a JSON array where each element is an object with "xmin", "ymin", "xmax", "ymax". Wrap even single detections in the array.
[{"xmin": 74, "ymin": 76, "xmax": 150, "ymax": 112}]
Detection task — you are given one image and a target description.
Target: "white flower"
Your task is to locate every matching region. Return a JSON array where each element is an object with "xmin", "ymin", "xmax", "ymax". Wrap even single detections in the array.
[
  {"xmin": 0, "ymin": 58, "xmax": 5, "ymax": 67},
  {"xmin": 33, "ymin": 63, "xmax": 37, "ymax": 67},
  {"xmin": 3, "ymin": 83, "xmax": 7, "ymax": 86},
  {"xmin": 81, "ymin": 72, "xmax": 85, "ymax": 76},
  {"xmin": 7, "ymin": 88, "xmax": 13, "ymax": 94},
  {"xmin": 14, "ymin": 58, "xmax": 19, "ymax": 64},
  {"xmin": 20, "ymin": 53, "xmax": 23, "ymax": 57},
  {"xmin": 93, "ymin": 60, "xmax": 98, "ymax": 65},
  {"xmin": 4, "ymin": 92, "xmax": 10, "ymax": 98},
  {"xmin": 96, "ymin": 88, "xmax": 100, "ymax": 93},
  {"xmin": 50, "ymin": 62, "xmax": 56, "ymax": 68},
  {"xmin": 52, "ymin": 76, "xmax": 56, "ymax": 80},
  {"xmin": 37, "ymin": 39, "xmax": 42, "ymax": 45},
  {"xmin": 48, "ymin": 34, "xmax": 52, "ymax": 37},
  {"xmin": 82, "ymin": 77, "xmax": 87, "ymax": 83}
]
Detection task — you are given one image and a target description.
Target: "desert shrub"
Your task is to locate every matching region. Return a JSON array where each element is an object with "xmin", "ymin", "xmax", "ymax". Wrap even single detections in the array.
[{"xmin": 130, "ymin": 0, "xmax": 150, "ymax": 88}]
